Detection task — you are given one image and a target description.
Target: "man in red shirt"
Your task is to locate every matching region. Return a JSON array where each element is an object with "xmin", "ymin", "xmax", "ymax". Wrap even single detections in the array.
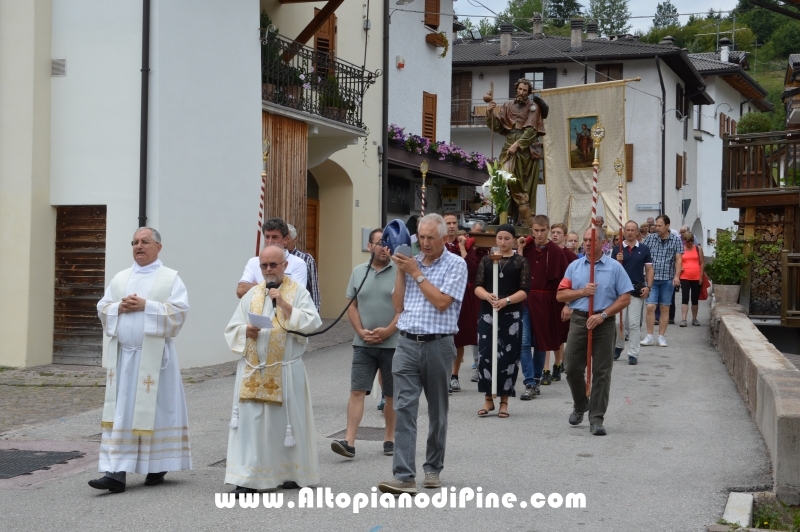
[
  {"xmin": 517, "ymin": 215, "xmax": 569, "ymax": 396},
  {"xmin": 442, "ymin": 212, "xmax": 479, "ymax": 393}
]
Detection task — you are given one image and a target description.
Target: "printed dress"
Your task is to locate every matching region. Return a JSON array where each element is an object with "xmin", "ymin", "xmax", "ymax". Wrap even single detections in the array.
[{"xmin": 474, "ymin": 254, "xmax": 530, "ymax": 397}]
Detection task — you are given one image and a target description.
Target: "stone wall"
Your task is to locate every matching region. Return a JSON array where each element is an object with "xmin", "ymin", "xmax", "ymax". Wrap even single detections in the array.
[{"xmin": 711, "ymin": 303, "xmax": 800, "ymax": 504}]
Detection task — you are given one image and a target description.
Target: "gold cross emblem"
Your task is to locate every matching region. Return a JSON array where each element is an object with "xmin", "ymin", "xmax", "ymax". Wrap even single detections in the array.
[
  {"xmin": 142, "ymin": 374, "xmax": 155, "ymax": 393},
  {"xmin": 244, "ymin": 379, "xmax": 260, "ymax": 392},
  {"xmin": 263, "ymin": 378, "xmax": 280, "ymax": 394},
  {"xmin": 107, "ymin": 369, "xmax": 114, "ymax": 385}
]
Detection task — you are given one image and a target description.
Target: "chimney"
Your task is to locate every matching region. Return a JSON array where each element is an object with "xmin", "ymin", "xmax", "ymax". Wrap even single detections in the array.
[
  {"xmin": 586, "ymin": 21, "xmax": 598, "ymax": 40},
  {"xmin": 570, "ymin": 18, "xmax": 584, "ymax": 52},
  {"xmin": 499, "ymin": 23, "xmax": 514, "ymax": 56},
  {"xmin": 719, "ymin": 37, "xmax": 732, "ymax": 63},
  {"xmin": 532, "ymin": 13, "xmax": 543, "ymax": 37},
  {"xmin": 659, "ymin": 35, "xmax": 676, "ymax": 47}
]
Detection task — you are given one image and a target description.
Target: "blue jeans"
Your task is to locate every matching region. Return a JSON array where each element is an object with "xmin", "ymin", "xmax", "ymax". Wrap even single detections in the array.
[
  {"xmin": 520, "ymin": 307, "xmax": 546, "ymax": 386},
  {"xmin": 648, "ymin": 279, "xmax": 675, "ymax": 306}
]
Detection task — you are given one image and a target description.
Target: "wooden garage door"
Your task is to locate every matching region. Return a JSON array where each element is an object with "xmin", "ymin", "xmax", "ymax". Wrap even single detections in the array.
[{"xmin": 53, "ymin": 206, "xmax": 106, "ymax": 366}]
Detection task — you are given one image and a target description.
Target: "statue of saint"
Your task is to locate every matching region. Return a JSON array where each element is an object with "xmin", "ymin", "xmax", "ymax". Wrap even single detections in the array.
[{"xmin": 486, "ymin": 78, "xmax": 548, "ymax": 226}]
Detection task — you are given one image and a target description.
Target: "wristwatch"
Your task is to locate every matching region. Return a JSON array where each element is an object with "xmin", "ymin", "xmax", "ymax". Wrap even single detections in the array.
[
  {"xmin": 506, "ymin": 297, "xmax": 511, "ymax": 305},
  {"xmin": 415, "ymin": 275, "xmax": 425, "ymax": 284},
  {"xmin": 600, "ymin": 311, "xmax": 608, "ymax": 319}
]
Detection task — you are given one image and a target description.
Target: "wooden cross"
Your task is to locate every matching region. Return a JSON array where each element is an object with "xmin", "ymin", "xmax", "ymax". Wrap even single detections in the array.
[
  {"xmin": 107, "ymin": 369, "xmax": 114, "ymax": 385},
  {"xmin": 263, "ymin": 378, "xmax": 280, "ymax": 394},
  {"xmin": 142, "ymin": 374, "xmax": 155, "ymax": 393}
]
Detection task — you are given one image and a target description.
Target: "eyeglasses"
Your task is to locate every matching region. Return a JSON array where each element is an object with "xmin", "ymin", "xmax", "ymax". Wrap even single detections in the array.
[
  {"xmin": 260, "ymin": 262, "xmax": 284, "ymax": 269},
  {"xmin": 131, "ymin": 240, "xmax": 156, "ymax": 246}
]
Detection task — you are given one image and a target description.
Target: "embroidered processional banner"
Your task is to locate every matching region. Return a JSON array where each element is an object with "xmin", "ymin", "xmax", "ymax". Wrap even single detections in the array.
[{"xmin": 542, "ymin": 80, "xmax": 629, "ymax": 233}]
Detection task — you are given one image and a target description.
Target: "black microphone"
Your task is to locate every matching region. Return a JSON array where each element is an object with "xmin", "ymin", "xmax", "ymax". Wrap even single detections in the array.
[{"xmin": 266, "ymin": 282, "xmax": 277, "ymax": 308}]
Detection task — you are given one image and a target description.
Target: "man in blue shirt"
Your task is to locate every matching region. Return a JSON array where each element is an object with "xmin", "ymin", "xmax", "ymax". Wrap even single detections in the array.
[
  {"xmin": 614, "ymin": 221, "xmax": 654, "ymax": 365},
  {"xmin": 557, "ymin": 228, "xmax": 633, "ymax": 436}
]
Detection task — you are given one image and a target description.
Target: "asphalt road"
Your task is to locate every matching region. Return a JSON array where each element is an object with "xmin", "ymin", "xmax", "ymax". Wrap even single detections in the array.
[{"xmin": 0, "ymin": 301, "xmax": 771, "ymax": 531}]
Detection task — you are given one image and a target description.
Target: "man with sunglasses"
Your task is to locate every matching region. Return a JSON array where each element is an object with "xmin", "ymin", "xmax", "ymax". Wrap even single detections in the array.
[
  {"xmin": 223, "ymin": 244, "xmax": 322, "ymax": 497},
  {"xmin": 331, "ymin": 228, "xmax": 399, "ymax": 460},
  {"xmin": 237, "ymin": 217, "xmax": 307, "ymax": 299}
]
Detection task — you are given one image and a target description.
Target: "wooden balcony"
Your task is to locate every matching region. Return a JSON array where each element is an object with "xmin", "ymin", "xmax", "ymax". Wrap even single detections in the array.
[{"xmin": 722, "ymin": 131, "xmax": 800, "ymax": 210}]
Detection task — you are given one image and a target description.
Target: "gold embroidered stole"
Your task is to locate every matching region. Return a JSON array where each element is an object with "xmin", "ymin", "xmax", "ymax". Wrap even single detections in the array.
[{"xmin": 239, "ymin": 278, "xmax": 298, "ymax": 404}]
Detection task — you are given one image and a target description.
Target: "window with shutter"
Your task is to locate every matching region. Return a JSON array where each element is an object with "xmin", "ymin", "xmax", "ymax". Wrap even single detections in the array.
[
  {"xmin": 676, "ymin": 153, "xmax": 683, "ymax": 189},
  {"xmin": 595, "ymin": 63, "xmax": 622, "ymax": 82},
  {"xmin": 683, "ymin": 151, "xmax": 688, "ymax": 186},
  {"xmin": 314, "ymin": 9, "xmax": 337, "ymax": 77},
  {"xmin": 731, "ymin": 120, "xmax": 737, "ymax": 135},
  {"xmin": 451, "ymin": 72, "xmax": 472, "ymax": 125},
  {"xmin": 424, "ymin": 0, "xmax": 440, "ymax": 29},
  {"xmin": 422, "ymin": 92, "xmax": 437, "ymax": 141},
  {"xmin": 625, "ymin": 144, "xmax": 634, "ymax": 182},
  {"xmin": 719, "ymin": 113, "xmax": 726, "ymax": 137}
]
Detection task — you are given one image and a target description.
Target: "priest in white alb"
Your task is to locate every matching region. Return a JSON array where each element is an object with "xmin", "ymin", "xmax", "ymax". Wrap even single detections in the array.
[
  {"xmin": 89, "ymin": 227, "xmax": 191, "ymax": 494},
  {"xmin": 224, "ymin": 244, "xmax": 322, "ymax": 496}
]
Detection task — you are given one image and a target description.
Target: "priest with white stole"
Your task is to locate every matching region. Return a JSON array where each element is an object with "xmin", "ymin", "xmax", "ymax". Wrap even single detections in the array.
[
  {"xmin": 89, "ymin": 227, "xmax": 191, "ymax": 494},
  {"xmin": 224, "ymin": 244, "xmax": 322, "ymax": 497}
]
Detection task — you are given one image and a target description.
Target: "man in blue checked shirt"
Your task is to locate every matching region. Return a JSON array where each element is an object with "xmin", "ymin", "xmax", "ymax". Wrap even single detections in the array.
[
  {"xmin": 557, "ymin": 228, "xmax": 632, "ymax": 436},
  {"xmin": 378, "ymin": 214, "xmax": 467, "ymax": 496}
]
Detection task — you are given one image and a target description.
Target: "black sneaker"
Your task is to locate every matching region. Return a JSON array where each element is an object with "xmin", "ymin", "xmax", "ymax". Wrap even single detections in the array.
[
  {"xmin": 614, "ymin": 347, "xmax": 623, "ymax": 360},
  {"xmin": 331, "ymin": 440, "xmax": 355, "ymax": 458},
  {"xmin": 590, "ymin": 423, "xmax": 607, "ymax": 436},
  {"xmin": 383, "ymin": 441, "xmax": 394, "ymax": 456},
  {"xmin": 569, "ymin": 409, "xmax": 585, "ymax": 425},
  {"xmin": 520, "ymin": 384, "xmax": 537, "ymax": 401},
  {"xmin": 541, "ymin": 370, "xmax": 552, "ymax": 385},
  {"xmin": 450, "ymin": 376, "xmax": 461, "ymax": 392},
  {"xmin": 628, "ymin": 356, "xmax": 638, "ymax": 365},
  {"xmin": 551, "ymin": 364, "xmax": 562, "ymax": 382}
]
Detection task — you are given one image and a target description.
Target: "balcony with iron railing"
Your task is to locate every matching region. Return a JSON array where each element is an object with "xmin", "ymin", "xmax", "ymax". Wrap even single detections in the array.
[
  {"xmin": 260, "ymin": 30, "xmax": 379, "ymax": 131},
  {"xmin": 722, "ymin": 131, "xmax": 800, "ymax": 209},
  {"xmin": 451, "ymin": 98, "xmax": 510, "ymax": 128}
]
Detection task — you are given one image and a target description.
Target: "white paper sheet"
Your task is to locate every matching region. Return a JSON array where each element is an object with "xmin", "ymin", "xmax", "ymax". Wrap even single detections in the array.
[{"xmin": 248, "ymin": 312, "xmax": 273, "ymax": 329}]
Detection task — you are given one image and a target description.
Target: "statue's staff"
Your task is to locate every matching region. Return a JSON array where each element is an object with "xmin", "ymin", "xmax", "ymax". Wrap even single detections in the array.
[
  {"xmin": 587, "ymin": 123, "xmax": 605, "ymax": 397},
  {"xmin": 484, "ymin": 82, "xmax": 495, "ymax": 159}
]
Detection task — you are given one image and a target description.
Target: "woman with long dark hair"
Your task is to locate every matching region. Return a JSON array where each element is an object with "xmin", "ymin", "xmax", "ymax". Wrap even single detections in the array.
[{"xmin": 474, "ymin": 225, "xmax": 529, "ymax": 418}]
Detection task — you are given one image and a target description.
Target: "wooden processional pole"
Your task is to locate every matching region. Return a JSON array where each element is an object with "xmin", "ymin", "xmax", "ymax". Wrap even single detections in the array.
[
  {"xmin": 256, "ymin": 139, "xmax": 270, "ymax": 256},
  {"xmin": 587, "ymin": 123, "xmax": 605, "ymax": 398},
  {"xmin": 490, "ymin": 247, "xmax": 501, "ymax": 399},
  {"xmin": 420, "ymin": 160, "xmax": 428, "ymax": 217},
  {"xmin": 614, "ymin": 158, "xmax": 626, "ymax": 339}
]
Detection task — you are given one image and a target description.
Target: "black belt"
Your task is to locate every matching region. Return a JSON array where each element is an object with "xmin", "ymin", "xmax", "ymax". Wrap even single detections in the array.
[
  {"xmin": 572, "ymin": 309, "xmax": 605, "ymax": 317},
  {"xmin": 400, "ymin": 331, "xmax": 453, "ymax": 342}
]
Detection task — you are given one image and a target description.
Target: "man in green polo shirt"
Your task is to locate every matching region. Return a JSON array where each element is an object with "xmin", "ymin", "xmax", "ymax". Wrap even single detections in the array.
[{"xmin": 331, "ymin": 228, "xmax": 400, "ymax": 459}]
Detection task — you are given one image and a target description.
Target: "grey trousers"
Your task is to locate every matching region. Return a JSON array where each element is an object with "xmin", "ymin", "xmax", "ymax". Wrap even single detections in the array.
[
  {"xmin": 614, "ymin": 295, "xmax": 645, "ymax": 358},
  {"xmin": 391, "ymin": 334, "xmax": 456, "ymax": 482},
  {"xmin": 564, "ymin": 314, "xmax": 616, "ymax": 425}
]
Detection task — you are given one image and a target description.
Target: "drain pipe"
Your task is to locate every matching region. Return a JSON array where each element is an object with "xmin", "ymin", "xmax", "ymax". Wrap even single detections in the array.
[
  {"xmin": 656, "ymin": 56, "xmax": 666, "ymax": 216},
  {"xmin": 138, "ymin": 0, "xmax": 152, "ymax": 228},
  {"xmin": 381, "ymin": 0, "xmax": 389, "ymax": 226}
]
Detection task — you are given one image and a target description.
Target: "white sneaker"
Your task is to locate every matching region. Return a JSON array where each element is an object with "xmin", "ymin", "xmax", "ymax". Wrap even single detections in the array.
[
  {"xmin": 640, "ymin": 335, "xmax": 655, "ymax": 346},
  {"xmin": 657, "ymin": 335, "xmax": 668, "ymax": 347}
]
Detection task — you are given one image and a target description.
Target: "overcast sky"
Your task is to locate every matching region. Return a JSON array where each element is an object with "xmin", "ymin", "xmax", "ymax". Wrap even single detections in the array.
[{"xmin": 455, "ymin": 0, "xmax": 741, "ymax": 34}]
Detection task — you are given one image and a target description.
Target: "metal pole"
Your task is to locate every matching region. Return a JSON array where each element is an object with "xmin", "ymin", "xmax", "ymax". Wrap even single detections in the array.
[{"xmin": 490, "ymin": 248, "xmax": 501, "ymax": 399}]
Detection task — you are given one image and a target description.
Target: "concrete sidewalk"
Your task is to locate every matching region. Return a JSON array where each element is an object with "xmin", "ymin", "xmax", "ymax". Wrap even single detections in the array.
[{"xmin": 0, "ymin": 301, "xmax": 771, "ymax": 531}]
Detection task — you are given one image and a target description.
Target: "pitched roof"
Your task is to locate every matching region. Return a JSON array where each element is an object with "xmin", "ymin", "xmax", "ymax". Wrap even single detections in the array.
[
  {"xmin": 689, "ymin": 50, "xmax": 747, "ymax": 68},
  {"xmin": 688, "ymin": 54, "xmax": 773, "ymax": 112},
  {"xmin": 452, "ymin": 35, "xmax": 713, "ymax": 104}
]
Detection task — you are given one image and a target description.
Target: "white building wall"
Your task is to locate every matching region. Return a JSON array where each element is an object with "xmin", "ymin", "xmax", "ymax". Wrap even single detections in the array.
[
  {"xmin": 51, "ymin": 0, "xmax": 263, "ymax": 367},
  {"xmin": 388, "ymin": 0, "xmax": 453, "ymax": 142},
  {"xmin": 692, "ymin": 76, "xmax": 743, "ymax": 252}
]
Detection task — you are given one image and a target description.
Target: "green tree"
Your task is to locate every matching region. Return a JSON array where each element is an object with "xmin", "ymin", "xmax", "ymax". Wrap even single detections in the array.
[
  {"xmin": 587, "ymin": 0, "xmax": 631, "ymax": 36},
  {"xmin": 548, "ymin": 0, "xmax": 584, "ymax": 28},
  {"xmin": 736, "ymin": 112, "xmax": 773, "ymax": 134},
  {"xmin": 770, "ymin": 22, "xmax": 800, "ymax": 58},
  {"xmin": 497, "ymin": 0, "xmax": 543, "ymax": 33},
  {"xmin": 706, "ymin": 8, "xmax": 722, "ymax": 21},
  {"xmin": 653, "ymin": 1, "xmax": 679, "ymax": 30},
  {"xmin": 458, "ymin": 18, "xmax": 475, "ymax": 40}
]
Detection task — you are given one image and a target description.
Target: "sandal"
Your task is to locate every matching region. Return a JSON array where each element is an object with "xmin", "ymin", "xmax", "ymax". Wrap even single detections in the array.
[
  {"xmin": 478, "ymin": 400, "xmax": 495, "ymax": 417},
  {"xmin": 498, "ymin": 401, "xmax": 510, "ymax": 418}
]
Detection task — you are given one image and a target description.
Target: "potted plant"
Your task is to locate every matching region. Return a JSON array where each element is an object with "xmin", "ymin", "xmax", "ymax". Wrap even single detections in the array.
[
  {"xmin": 318, "ymin": 75, "xmax": 352, "ymax": 121},
  {"xmin": 425, "ymin": 31, "xmax": 449, "ymax": 58},
  {"xmin": 704, "ymin": 228, "xmax": 749, "ymax": 304}
]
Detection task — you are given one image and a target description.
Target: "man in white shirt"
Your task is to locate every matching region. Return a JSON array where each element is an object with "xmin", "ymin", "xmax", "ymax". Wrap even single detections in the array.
[{"xmin": 236, "ymin": 218, "xmax": 307, "ymax": 298}]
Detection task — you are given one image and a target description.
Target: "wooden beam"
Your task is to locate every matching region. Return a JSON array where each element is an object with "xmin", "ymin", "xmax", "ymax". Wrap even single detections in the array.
[{"xmin": 750, "ymin": 0, "xmax": 800, "ymax": 21}]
